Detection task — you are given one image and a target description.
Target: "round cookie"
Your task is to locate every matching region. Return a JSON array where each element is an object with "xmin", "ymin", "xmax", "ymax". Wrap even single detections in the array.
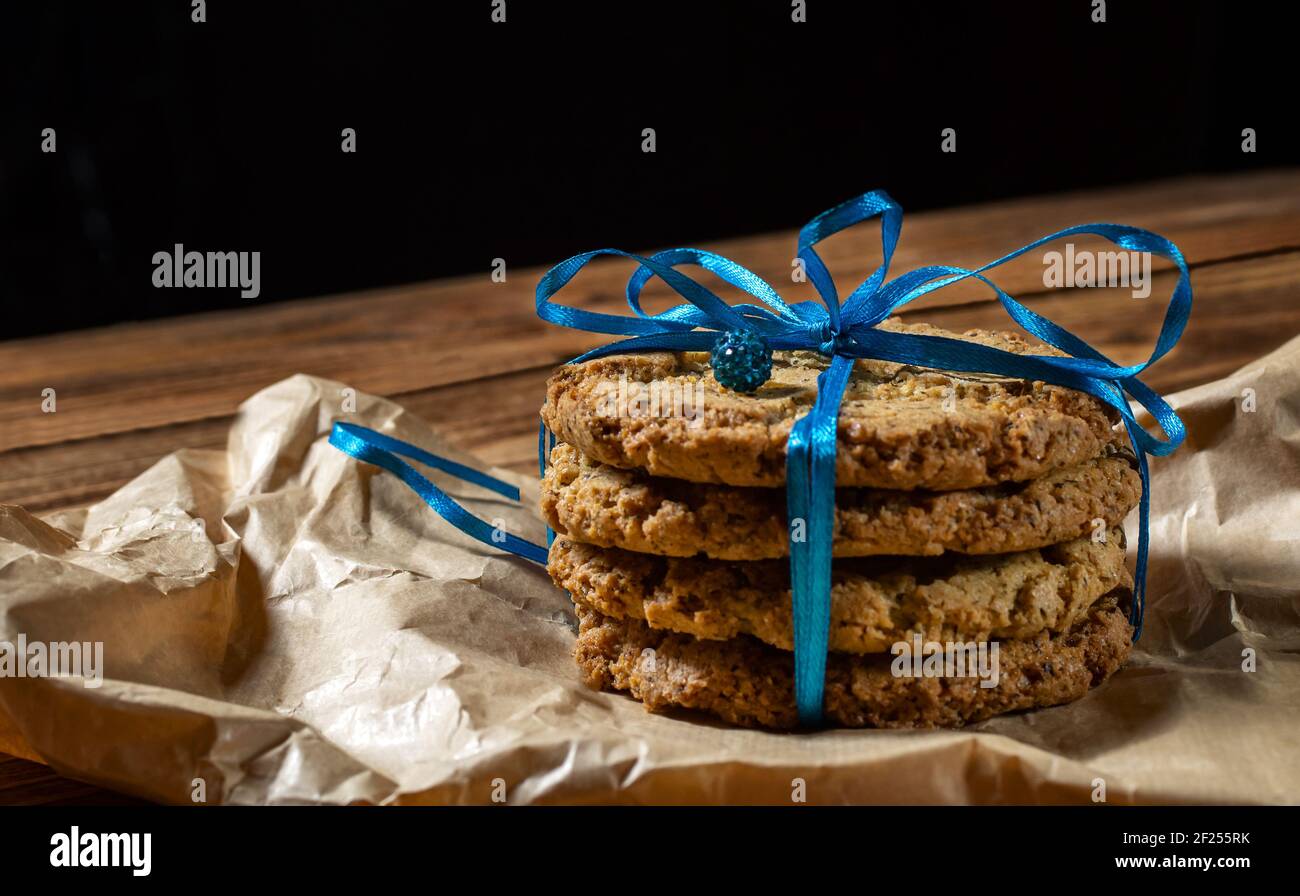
[
  {"xmin": 542, "ymin": 442, "xmax": 1141, "ymax": 560},
  {"xmin": 574, "ymin": 592, "xmax": 1133, "ymax": 729},
  {"xmin": 542, "ymin": 319, "xmax": 1121, "ymax": 490},
  {"xmin": 550, "ymin": 531, "xmax": 1131, "ymax": 654}
]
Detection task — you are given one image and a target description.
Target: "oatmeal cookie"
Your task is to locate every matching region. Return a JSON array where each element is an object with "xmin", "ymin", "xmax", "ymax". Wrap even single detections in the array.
[
  {"xmin": 551, "ymin": 530, "xmax": 1131, "ymax": 654},
  {"xmin": 541, "ymin": 320, "xmax": 1120, "ymax": 489},
  {"xmin": 573, "ymin": 592, "xmax": 1133, "ymax": 729},
  {"xmin": 542, "ymin": 442, "xmax": 1139, "ymax": 559}
]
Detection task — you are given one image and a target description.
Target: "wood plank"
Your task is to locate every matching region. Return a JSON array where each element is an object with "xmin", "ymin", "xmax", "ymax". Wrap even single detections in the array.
[
  {"xmin": 0, "ymin": 755, "xmax": 145, "ymax": 806},
  {"xmin": 2, "ymin": 171, "xmax": 1298, "ymax": 453},
  {"xmin": 911, "ymin": 250, "xmax": 1300, "ymax": 389},
  {"xmin": 0, "ymin": 372, "xmax": 555, "ymax": 512},
  {"xmin": 3, "ymin": 251, "xmax": 1297, "ymax": 513}
]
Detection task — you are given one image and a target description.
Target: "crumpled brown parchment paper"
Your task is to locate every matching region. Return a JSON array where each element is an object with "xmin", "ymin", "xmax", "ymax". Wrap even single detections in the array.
[{"xmin": 2, "ymin": 339, "xmax": 1299, "ymax": 805}]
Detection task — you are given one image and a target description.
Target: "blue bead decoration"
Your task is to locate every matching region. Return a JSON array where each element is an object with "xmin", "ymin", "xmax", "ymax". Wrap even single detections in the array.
[{"xmin": 710, "ymin": 330, "xmax": 773, "ymax": 393}]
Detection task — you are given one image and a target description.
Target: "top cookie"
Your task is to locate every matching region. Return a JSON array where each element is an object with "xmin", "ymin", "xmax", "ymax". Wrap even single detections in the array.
[{"xmin": 542, "ymin": 320, "xmax": 1119, "ymax": 489}]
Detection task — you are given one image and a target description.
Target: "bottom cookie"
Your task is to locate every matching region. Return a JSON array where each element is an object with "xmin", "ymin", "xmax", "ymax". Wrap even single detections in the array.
[{"xmin": 574, "ymin": 591, "xmax": 1133, "ymax": 729}]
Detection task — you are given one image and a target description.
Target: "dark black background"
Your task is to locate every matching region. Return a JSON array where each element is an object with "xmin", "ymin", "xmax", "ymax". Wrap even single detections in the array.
[
  {"xmin": 0, "ymin": 805, "xmax": 1282, "ymax": 881},
  {"xmin": 1, "ymin": 0, "xmax": 1292, "ymax": 338}
]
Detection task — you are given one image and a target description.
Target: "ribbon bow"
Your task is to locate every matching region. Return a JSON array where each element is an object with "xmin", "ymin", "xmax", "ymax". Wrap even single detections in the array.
[{"xmin": 333, "ymin": 189, "xmax": 1190, "ymax": 727}]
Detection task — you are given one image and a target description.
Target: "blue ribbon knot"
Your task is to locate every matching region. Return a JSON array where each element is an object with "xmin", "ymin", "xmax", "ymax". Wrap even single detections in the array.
[{"xmin": 331, "ymin": 189, "xmax": 1191, "ymax": 727}]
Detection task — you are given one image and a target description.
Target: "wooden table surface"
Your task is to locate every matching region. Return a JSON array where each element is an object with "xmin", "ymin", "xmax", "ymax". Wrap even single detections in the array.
[{"xmin": 3, "ymin": 171, "xmax": 1299, "ymax": 804}]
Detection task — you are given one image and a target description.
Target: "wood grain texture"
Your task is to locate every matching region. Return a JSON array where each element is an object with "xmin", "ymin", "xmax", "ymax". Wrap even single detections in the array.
[
  {"xmin": 4, "ymin": 171, "xmax": 1299, "ymax": 454},
  {"xmin": 0, "ymin": 756, "xmax": 146, "ymax": 806},
  {"xmin": 3, "ymin": 171, "xmax": 1298, "ymax": 803}
]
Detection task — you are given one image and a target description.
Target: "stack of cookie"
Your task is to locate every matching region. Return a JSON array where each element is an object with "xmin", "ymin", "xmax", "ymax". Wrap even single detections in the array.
[{"xmin": 540, "ymin": 321, "xmax": 1140, "ymax": 729}]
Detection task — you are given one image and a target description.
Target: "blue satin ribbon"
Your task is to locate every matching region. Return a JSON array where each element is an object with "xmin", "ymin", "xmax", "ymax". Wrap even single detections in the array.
[
  {"xmin": 332, "ymin": 189, "xmax": 1191, "ymax": 728},
  {"xmin": 329, "ymin": 422, "xmax": 548, "ymax": 565}
]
